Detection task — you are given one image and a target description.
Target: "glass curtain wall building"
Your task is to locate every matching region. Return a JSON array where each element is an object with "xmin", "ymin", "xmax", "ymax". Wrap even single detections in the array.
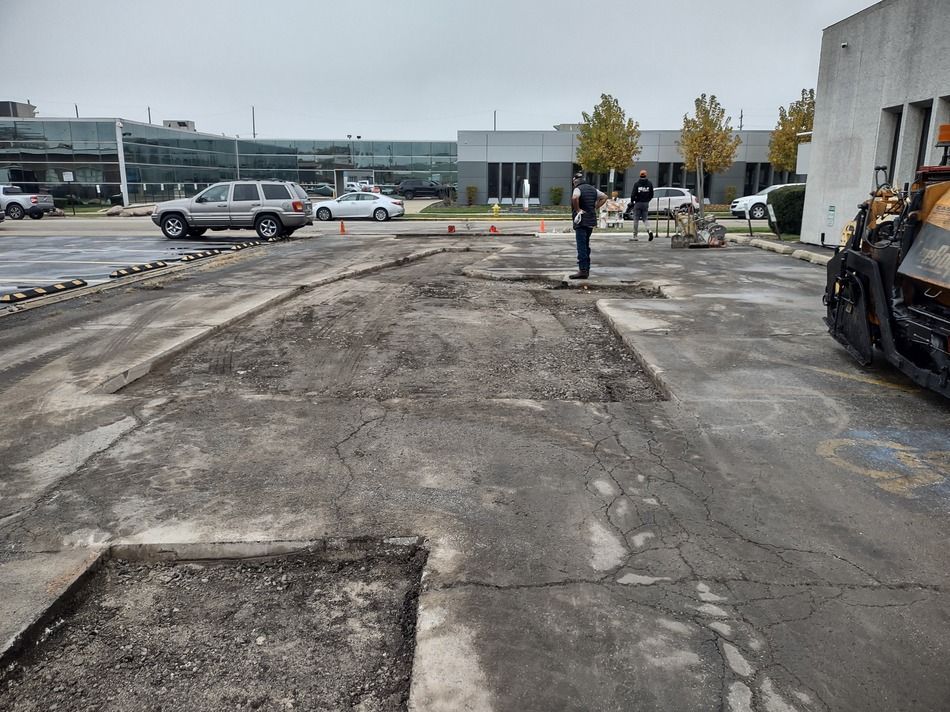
[{"xmin": 0, "ymin": 117, "xmax": 458, "ymax": 205}]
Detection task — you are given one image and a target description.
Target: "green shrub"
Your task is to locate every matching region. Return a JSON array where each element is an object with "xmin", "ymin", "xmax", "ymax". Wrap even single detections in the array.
[
  {"xmin": 767, "ymin": 184, "xmax": 806, "ymax": 235},
  {"xmin": 549, "ymin": 185, "xmax": 564, "ymax": 206},
  {"xmin": 723, "ymin": 185, "xmax": 737, "ymax": 204},
  {"xmin": 465, "ymin": 185, "xmax": 477, "ymax": 206}
]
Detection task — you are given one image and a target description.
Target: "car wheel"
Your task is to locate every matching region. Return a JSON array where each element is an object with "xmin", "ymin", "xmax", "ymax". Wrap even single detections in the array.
[
  {"xmin": 404, "ymin": 190, "xmax": 414, "ymax": 200},
  {"xmin": 160, "ymin": 213, "xmax": 188, "ymax": 239},
  {"xmin": 28, "ymin": 211, "xmax": 44, "ymax": 220},
  {"xmin": 6, "ymin": 204, "xmax": 24, "ymax": 220},
  {"xmin": 316, "ymin": 207, "xmax": 332, "ymax": 221},
  {"xmin": 373, "ymin": 207, "xmax": 388, "ymax": 222},
  {"xmin": 750, "ymin": 203, "xmax": 768, "ymax": 220},
  {"xmin": 255, "ymin": 214, "xmax": 282, "ymax": 240},
  {"xmin": 188, "ymin": 227, "xmax": 207, "ymax": 238}
]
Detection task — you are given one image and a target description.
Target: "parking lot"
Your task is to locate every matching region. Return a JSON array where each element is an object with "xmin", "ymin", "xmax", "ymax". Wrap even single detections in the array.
[{"xmin": 0, "ymin": 213, "xmax": 771, "ymax": 296}]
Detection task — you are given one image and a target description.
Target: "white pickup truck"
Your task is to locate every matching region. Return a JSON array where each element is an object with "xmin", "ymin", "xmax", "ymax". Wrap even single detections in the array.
[{"xmin": 0, "ymin": 185, "xmax": 55, "ymax": 220}]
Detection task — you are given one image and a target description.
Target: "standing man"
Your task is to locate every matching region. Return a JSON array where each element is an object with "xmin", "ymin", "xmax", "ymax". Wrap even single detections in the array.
[
  {"xmin": 629, "ymin": 169, "xmax": 655, "ymax": 241},
  {"xmin": 570, "ymin": 172, "xmax": 607, "ymax": 279}
]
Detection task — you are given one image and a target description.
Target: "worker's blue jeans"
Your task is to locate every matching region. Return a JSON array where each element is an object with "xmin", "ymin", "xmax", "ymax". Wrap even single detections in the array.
[{"xmin": 575, "ymin": 225, "xmax": 593, "ymax": 272}]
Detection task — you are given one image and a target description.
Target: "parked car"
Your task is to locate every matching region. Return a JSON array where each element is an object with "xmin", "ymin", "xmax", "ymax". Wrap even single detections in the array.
[
  {"xmin": 396, "ymin": 179, "xmax": 450, "ymax": 200},
  {"xmin": 151, "ymin": 180, "xmax": 312, "ymax": 240},
  {"xmin": 310, "ymin": 183, "xmax": 334, "ymax": 197},
  {"xmin": 644, "ymin": 187, "xmax": 700, "ymax": 216},
  {"xmin": 313, "ymin": 192, "xmax": 404, "ymax": 222},
  {"xmin": 731, "ymin": 184, "xmax": 805, "ymax": 219},
  {"xmin": 0, "ymin": 185, "xmax": 55, "ymax": 220}
]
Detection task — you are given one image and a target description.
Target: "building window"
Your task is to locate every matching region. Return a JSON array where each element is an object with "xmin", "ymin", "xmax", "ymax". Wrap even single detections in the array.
[
  {"xmin": 887, "ymin": 108, "xmax": 903, "ymax": 181},
  {"xmin": 487, "ymin": 162, "xmax": 499, "ymax": 199},
  {"xmin": 916, "ymin": 104, "xmax": 933, "ymax": 170}
]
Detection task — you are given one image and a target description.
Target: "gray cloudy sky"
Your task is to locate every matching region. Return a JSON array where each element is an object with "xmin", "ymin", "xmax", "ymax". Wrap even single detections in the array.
[{"xmin": 6, "ymin": 0, "xmax": 872, "ymax": 140}]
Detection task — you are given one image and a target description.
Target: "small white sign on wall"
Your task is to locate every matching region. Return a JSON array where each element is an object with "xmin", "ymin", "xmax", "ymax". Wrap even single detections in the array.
[
  {"xmin": 826, "ymin": 205, "xmax": 836, "ymax": 226},
  {"xmin": 62, "ymin": 171, "xmax": 74, "ymax": 182}
]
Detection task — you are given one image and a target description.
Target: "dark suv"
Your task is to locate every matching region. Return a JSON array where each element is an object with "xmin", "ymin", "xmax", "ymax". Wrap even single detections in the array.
[{"xmin": 397, "ymin": 179, "xmax": 449, "ymax": 200}]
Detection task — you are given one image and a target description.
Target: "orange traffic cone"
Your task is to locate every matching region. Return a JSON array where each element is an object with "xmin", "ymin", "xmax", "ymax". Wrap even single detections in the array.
[
  {"xmin": 540, "ymin": 219, "xmax": 546, "ymax": 233},
  {"xmin": 339, "ymin": 221, "xmax": 346, "ymax": 235},
  {"xmin": 489, "ymin": 225, "xmax": 498, "ymax": 234}
]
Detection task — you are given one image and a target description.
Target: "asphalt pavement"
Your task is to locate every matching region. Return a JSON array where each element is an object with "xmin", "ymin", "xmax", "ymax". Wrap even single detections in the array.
[{"xmin": 1, "ymin": 223, "xmax": 944, "ymax": 711}]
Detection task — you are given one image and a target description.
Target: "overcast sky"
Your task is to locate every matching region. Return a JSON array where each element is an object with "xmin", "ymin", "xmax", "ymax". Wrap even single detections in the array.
[{"xmin": 6, "ymin": 0, "xmax": 873, "ymax": 140}]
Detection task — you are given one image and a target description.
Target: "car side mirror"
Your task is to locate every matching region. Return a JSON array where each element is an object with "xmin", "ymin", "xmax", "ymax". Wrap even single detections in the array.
[{"xmin": 196, "ymin": 196, "xmax": 206, "ymax": 203}]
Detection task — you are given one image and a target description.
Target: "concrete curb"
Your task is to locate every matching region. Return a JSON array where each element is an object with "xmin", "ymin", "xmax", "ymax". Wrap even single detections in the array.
[
  {"xmin": 595, "ymin": 300, "xmax": 676, "ymax": 402},
  {"xmin": 461, "ymin": 266, "xmax": 569, "ymax": 283},
  {"xmin": 726, "ymin": 235, "xmax": 832, "ymax": 266},
  {"xmin": 96, "ymin": 246, "xmax": 468, "ymax": 394},
  {"xmin": 749, "ymin": 238, "xmax": 797, "ymax": 255}
]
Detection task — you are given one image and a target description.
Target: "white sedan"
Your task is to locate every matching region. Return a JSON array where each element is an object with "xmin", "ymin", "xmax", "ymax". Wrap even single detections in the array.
[
  {"xmin": 731, "ymin": 183, "xmax": 804, "ymax": 219},
  {"xmin": 313, "ymin": 192, "xmax": 405, "ymax": 222}
]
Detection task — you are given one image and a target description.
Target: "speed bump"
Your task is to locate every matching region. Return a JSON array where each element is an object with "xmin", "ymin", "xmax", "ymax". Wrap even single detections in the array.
[
  {"xmin": 229, "ymin": 241, "xmax": 262, "ymax": 251},
  {"xmin": 179, "ymin": 250, "xmax": 221, "ymax": 262},
  {"xmin": 109, "ymin": 261, "xmax": 168, "ymax": 279},
  {"xmin": 0, "ymin": 279, "xmax": 87, "ymax": 303}
]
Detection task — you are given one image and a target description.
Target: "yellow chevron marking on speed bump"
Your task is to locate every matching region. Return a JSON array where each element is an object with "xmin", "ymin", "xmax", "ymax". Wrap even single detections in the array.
[
  {"xmin": 109, "ymin": 261, "xmax": 168, "ymax": 279},
  {"xmin": 0, "ymin": 279, "xmax": 88, "ymax": 303}
]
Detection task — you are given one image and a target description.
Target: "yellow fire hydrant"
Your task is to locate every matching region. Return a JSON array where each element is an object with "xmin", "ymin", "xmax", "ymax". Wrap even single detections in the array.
[{"xmin": 491, "ymin": 202, "xmax": 501, "ymax": 218}]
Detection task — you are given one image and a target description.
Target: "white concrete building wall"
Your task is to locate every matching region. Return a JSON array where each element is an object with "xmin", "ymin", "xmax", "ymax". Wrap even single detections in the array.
[{"xmin": 801, "ymin": 0, "xmax": 950, "ymax": 245}]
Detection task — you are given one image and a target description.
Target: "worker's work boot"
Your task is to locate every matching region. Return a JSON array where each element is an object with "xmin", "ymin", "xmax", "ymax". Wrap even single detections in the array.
[
  {"xmin": 569, "ymin": 271, "xmax": 589, "ymax": 280},
  {"xmin": 648, "ymin": 231, "xmax": 654, "ymax": 241}
]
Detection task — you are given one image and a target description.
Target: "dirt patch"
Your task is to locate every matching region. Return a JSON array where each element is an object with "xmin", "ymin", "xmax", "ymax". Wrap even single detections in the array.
[
  {"xmin": 0, "ymin": 544, "xmax": 425, "ymax": 712},
  {"xmin": 130, "ymin": 252, "xmax": 661, "ymax": 402}
]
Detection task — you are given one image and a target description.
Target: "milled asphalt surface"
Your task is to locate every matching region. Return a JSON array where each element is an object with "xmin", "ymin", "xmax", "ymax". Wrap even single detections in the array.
[{"xmin": 1, "ymin": 224, "xmax": 948, "ymax": 711}]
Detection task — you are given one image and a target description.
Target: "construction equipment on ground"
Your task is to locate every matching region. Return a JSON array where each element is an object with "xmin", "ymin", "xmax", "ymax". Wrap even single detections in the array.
[
  {"xmin": 824, "ymin": 125, "xmax": 950, "ymax": 399},
  {"xmin": 671, "ymin": 208, "xmax": 727, "ymax": 248}
]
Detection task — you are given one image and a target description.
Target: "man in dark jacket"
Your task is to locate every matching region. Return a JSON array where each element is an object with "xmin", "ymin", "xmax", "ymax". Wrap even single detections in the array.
[
  {"xmin": 629, "ymin": 169, "xmax": 655, "ymax": 241},
  {"xmin": 570, "ymin": 172, "xmax": 607, "ymax": 279}
]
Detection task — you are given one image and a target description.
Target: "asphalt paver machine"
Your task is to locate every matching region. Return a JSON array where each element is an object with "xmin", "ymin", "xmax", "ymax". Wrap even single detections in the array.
[{"xmin": 824, "ymin": 125, "xmax": 950, "ymax": 398}]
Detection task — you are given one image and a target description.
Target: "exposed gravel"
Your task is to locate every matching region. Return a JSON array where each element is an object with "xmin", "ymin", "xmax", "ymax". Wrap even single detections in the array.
[
  {"xmin": 0, "ymin": 545, "xmax": 426, "ymax": 712},
  {"xmin": 131, "ymin": 252, "xmax": 661, "ymax": 402}
]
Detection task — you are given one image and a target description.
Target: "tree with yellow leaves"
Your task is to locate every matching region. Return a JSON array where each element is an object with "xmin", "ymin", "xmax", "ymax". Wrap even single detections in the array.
[
  {"xmin": 769, "ymin": 89, "xmax": 815, "ymax": 172},
  {"xmin": 576, "ymin": 94, "xmax": 641, "ymax": 188}
]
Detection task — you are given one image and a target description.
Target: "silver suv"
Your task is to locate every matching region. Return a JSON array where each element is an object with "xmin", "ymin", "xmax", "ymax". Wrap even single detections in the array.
[{"xmin": 151, "ymin": 180, "xmax": 312, "ymax": 240}]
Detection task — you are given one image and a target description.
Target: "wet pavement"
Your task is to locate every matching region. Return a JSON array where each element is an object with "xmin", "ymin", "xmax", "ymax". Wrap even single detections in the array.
[{"xmin": 0, "ymin": 228, "xmax": 948, "ymax": 711}]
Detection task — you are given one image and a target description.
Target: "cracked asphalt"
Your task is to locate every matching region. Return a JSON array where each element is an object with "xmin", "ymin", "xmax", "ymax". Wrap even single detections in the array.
[{"xmin": 1, "ymin": 228, "xmax": 949, "ymax": 711}]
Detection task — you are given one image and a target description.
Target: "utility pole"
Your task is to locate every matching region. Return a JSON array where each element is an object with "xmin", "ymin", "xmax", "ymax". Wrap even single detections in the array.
[
  {"xmin": 252, "ymin": 106, "xmax": 257, "ymax": 139},
  {"xmin": 493, "ymin": 110, "xmax": 497, "ymax": 131},
  {"xmin": 147, "ymin": 106, "xmax": 152, "ymax": 124},
  {"xmin": 739, "ymin": 109, "xmax": 744, "ymax": 131},
  {"xmin": 74, "ymin": 104, "xmax": 79, "ymax": 118}
]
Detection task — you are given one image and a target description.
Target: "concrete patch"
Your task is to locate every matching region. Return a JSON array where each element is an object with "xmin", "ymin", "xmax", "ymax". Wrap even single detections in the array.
[
  {"xmin": 587, "ymin": 519, "xmax": 627, "ymax": 571},
  {"xmin": 761, "ymin": 678, "xmax": 800, "ymax": 712},
  {"xmin": 722, "ymin": 641, "xmax": 753, "ymax": 677},
  {"xmin": 410, "ymin": 599, "xmax": 494, "ymax": 712},
  {"xmin": 617, "ymin": 573, "xmax": 671, "ymax": 585},
  {"xmin": 727, "ymin": 681, "xmax": 754, "ymax": 712}
]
